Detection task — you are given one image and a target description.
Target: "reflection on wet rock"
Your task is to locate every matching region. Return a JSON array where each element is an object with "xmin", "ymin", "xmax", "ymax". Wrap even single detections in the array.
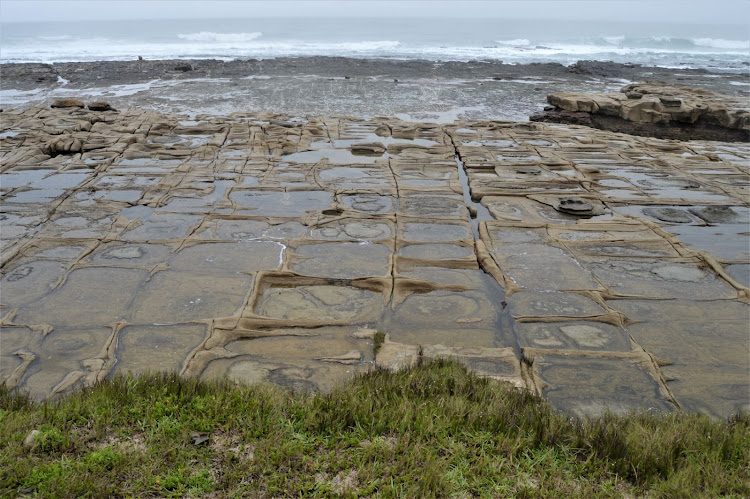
[{"xmin": 1, "ymin": 106, "xmax": 747, "ymax": 417}]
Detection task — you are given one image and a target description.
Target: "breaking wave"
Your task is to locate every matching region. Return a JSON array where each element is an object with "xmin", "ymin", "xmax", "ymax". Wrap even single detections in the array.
[
  {"xmin": 177, "ymin": 31, "xmax": 263, "ymax": 42},
  {"xmin": 598, "ymin": 35, "xmax": 748, "ymax": 52},
  {"xmin": 495, "ymin": 39, "xmax": 531, "ymax": 47},
  {"xmin": 691, "ymin": 37, "xmax": 749, "ymax": 50}
]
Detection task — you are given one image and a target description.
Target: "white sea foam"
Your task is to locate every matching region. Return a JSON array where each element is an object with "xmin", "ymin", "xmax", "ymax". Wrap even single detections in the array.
[
  {"xmin": 248, "ymin": 40, "xmax": 402, "ymax": 52},
  {"xmin": 603, "ymin": 36, "xmax": 626, "ymax": 45},
  {"xmin": 39, "ymin": 35, "xmax": 74, "ymax": 41},
  {"xmin": 495, "ymin": 39, "xmax": 531, "ymax": 47},
  {"xmin": 1, "ymin": 19, "xmax": 747, "ymax": 73},
  {"xmin": 692, "ymin": 38, "xmax": 750, "ymax": 50},
  {"xmin": 177, "ymin": 31, "xmax": 263, "ymax": 43}
]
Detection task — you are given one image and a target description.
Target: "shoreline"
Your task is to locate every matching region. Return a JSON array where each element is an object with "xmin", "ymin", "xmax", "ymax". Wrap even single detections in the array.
[{"xmin": 2, "ymin": 57, "xmax": 748, "ymax": 122}]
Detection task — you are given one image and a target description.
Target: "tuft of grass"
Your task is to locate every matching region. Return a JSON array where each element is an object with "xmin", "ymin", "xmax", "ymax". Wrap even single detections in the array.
[
  {"xmin": 1, "ymin": 360, "xmax": 748, "ymax": 497},
  {"xmin": 373, "ymin": 331, "xmax": 386, "ymax": 356}
]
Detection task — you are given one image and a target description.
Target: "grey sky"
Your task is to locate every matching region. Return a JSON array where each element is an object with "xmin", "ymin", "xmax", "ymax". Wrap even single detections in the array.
[{"xmin": 2, "ymin": 0, "xmax": 749, "ymax": 24}]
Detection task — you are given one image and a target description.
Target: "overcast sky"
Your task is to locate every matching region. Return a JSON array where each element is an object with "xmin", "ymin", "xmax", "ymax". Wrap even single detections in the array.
[{"xmin": 2, "ymin": 0, "xmax": 749, "ymax": 24}]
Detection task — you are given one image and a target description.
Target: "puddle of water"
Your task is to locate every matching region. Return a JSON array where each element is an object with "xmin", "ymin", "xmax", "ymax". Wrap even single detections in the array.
[
  {"xmin": 508, "ymin": 291, "xmax": 605, "ymax": 318},
  {"xmin": 114, "ymin": 324, "xmax": 206, "ymax": 375},
  {"xmin": 18, "ymin": 327, "xmax": 113, "ymax": 400},
  {"xmin": 587, "ymin": 259, "xmax": 735, "ymax": 300},
  {"xmin": 726, "ymin": 264, "xmax": 750, "ymax": 287},
  {"xmin": 88, "ymin": 243, "xmax": 172, "ymax": 267},
  {"xmin": 195, "ymin": 219, "xmax": 269, "ymax": 240},
  {"xmin": 262, "ymin": 221, "xmax": 307, "ymax": 240},
  {"xmin": 310, "ymin": 220, "xmax": 393, "ymax": 241},
  {"xmin": 666, "ymin": 224, "xmax": 750, "ymax": 262},
  {"xmin": 292, "ymin": 242, "xmax": 390, "ymax": 279},
  {"xmin": 202, "ymin": 333, "xmax": 368, "ymax": 393},
  {"xmin": 121, "ymin": 213, "xmax": 202, "ymax": 241},
  {"xmin": 533, "ymin": 355, "xmax": 673, "ymax": 417},
  {"xmin": 28, "ymin": 172, "xmax": 89, "ymax": 189},
  {"xmin": 75, "ymin": 189, "xmax": 143, "ymax": 203},
  {"xmin": 341, "ymin": 194, "xmax": 395, "ymax": 214},
  {"xmin": 403, "ymin": 222, "xmax": 472, "ymax": 242},
  {"xmin": 399, "ymin": 243, "xmax": 475, "ymax": 260},
  {"xmin": 318, "ymin": 166, "xmax": 391, "ymax": 188},
  {"xmin": 490, "ymin": 240, "xmax": 598, "ymax": 291},
  {"xmin": 36, "ymin": 245, "xmax": 86, "ymax": 259},
  {"xmin": 311, "ymin": 135, "xmax": 439, "ymax": 149},
  {"xmin": 399, "ymin": 194, "xmax": 467, "ymax": 218},
  {"xmin": 14, "ymin": 267, "xmax": 148, "ymax": 327},
  {"xmin": 160, "ymin": 180, "xmax": 234, "ymax": 213},
  {"xmin": 283, "ymin": 149, "xmax": 382, "ymax": 164},
  {"xmin": 5, "ymin": 189, "xmax": 65, "ymax": 203},
  {"xmin": 95, "ymin": 175, "xmax": 160, "ymax": 189},
  {"xmin": 1, "ymin": 169, "xmax": 54, "ymax": 188},
  {"xmin": 398, "ymin": 179, "xmax": 448, "ymax": 188},
  {"xmin": 132, "ymin": 271, "xmax": 253, "ymax": 323},
  {"xmin": 385, "ymin": 270, "xmax": 516, "ymax": 352},
  {"xmin": 231, "ymin": 190, "xmax": 331, "ymax": 217},
  {"xmin": 515, "ymin": 321, "xmax": 630, "ymax": 351},
  {"xmin": 256, "ymin": 284, "xmax": 383, "ymax": 323},
  {"xmin": 0, "ymin": 260, "xmax": 68, "ymax": 309},
  {"xmin": 612, "ymin": 299, "xmax": 749, "ymax": 418},
  {"xmin": 171, "ymin": 241, "xmax": 284, "ymax": 274}
]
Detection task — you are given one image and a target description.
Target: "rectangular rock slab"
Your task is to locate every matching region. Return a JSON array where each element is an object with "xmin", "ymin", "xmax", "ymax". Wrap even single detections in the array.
[
  {"xmin": 421, "ymin": 344, "xmax": 524, "ymax": 388},
  {"xmin": 528, "ymin": 353, "xmax": 674, "ymax": 418},
  {"xmin": 114, "ymin": 324, "xmax": 207, "ymax": 375}
]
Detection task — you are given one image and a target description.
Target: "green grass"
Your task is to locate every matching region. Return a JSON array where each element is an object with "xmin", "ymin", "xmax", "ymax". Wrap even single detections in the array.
[
  {"xmin": 373, "ymin": 331, "xmax": 387, "ymax": 357},
  {"xmin": 1, "ymin": 360, "xmax": 748, "ymax": 497}
]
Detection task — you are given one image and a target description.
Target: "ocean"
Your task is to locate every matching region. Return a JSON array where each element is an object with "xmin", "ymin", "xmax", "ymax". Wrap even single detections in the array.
[{"xmin": 1, "ymin": 17, "xmax": 748, "ymax": 72}]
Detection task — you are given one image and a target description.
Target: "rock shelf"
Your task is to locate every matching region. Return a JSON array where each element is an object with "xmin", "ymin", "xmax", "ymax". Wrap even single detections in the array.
[
  {"xmin": 531, "ymin": 82, "xmax": 750, "ymax": 142},
  {"xmin": 1, "ymin": 106, "xmax": 748, "ymax": 417}
]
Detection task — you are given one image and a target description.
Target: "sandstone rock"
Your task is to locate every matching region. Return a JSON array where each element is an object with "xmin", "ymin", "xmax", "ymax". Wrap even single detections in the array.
[
  {"xmin": 51, "ymin": 98, "xmax": 84, "ymax": 109},
  {"xmin": 23, "ymin": 430, "xmax": 40, "ymax": 448},
  {"xmin": 375, "ymin": 336, "xmax": 419, "ymax": 371},
  {"xmin": 643, "ymin": 207, "xmax": 692, "ymax": 224},
  {"xmin": 316, "ymin": 350, "xmax": 362, "ymax": 365},
  {"xmin": 556, "ymin": 197, "xmax": 594, "ymax": 214},
  {"xmin": 659, "ymin": 96, "xmax": 682, "ymax": 108},
  {"xmin": 534, "ymin": 82, "xmax": 750, "ymax": 142},
  {"xmin": 689, "ymin": 206, "xmax": 740, "ymax": 223},
  {"xmin": 43, "ymin": 136, "xmax": 83, "ymax": 155},
  {"xmin": 350, "ymin": 142, "xmax": 386, "ymax": 155},
  {"xmin": 351, "ymin": 328, "xmax": 378, "ymax": 339}
]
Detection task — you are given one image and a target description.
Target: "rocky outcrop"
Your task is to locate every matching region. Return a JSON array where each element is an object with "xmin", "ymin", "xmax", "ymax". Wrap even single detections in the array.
[
  {"xmin": 1, "ymin": 105, "xmax": 748, "ymax": 418},
  {"xmin": 531, "ymin": 82, "xmax": 750, "ymax": 142},
  {"xmin": 42, "ymin": 136, "xmax": 83, "ymax": 156}
]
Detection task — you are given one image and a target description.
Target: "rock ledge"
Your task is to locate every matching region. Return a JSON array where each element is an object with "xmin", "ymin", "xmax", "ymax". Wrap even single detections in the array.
[{"xmin": 531, "ymin": 82, "xmax": 750, "ymax": 142}]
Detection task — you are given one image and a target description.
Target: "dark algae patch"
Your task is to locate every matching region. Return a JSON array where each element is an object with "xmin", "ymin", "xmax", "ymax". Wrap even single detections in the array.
[{"xmin": 2, "ymin": 361, "xmax": 748, "ymax": 498}]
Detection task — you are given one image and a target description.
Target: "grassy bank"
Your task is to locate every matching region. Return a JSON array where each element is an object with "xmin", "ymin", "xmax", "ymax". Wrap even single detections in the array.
[{"xmin": 1, "ymin": 360, "xmax": 748, "ymax": 498}]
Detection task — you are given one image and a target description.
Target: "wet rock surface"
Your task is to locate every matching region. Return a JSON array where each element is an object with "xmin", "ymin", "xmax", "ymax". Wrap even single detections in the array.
[
  {"xmin": 532, "ymin": 82, "xmax": 750, "ymax": 141},
  {"xmin": 2, "ymin": 59, "xmax": 748, "ymax": 123},
  {"xmin": 1, "ymin": 105, "xmax": 748, "ymax": 418}
]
